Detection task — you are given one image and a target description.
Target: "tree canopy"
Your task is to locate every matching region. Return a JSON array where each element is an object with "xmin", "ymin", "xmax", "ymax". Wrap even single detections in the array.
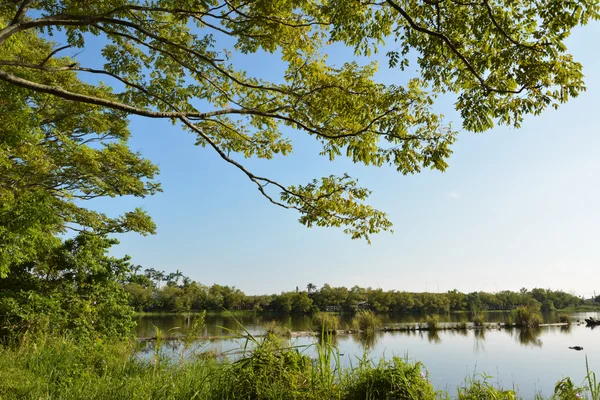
[{"xmin": 0, "ymin": 0, "xmax": 598, "ymax": 274}]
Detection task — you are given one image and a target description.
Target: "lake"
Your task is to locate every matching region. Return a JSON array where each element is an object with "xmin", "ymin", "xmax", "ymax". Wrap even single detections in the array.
[{"xmin": 134, "ymin": 311, "xmax": 600, "ymax": 398}]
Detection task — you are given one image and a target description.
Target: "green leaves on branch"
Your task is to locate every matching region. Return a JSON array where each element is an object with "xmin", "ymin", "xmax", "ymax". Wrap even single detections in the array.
[
  {"xmin": 0, "ymin": 0, "xmax": 598, "ymax": 244},
  {"xmin": 282, "ymin": 175, "xmax": 392, "ymax": 243}
]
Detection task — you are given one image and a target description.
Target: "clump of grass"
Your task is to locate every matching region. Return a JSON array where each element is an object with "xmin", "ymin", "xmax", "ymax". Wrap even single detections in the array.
[
  {"xmin": 457, "ymin": 373, "xmax": 516, "ymax": 399},
  {"xmin": 512, "ymin": 306, "xmax": 543, "ymax": 329},
  {"xmin": 458, "ymin": 320, "xmax": 468, "ymax": 330},
  {"xmin": 504, "ymin": 315, "xmax": 514, "ymax": 328},
  {"xmin": 351, "ymin": 310, "xmax": 381, "ymax": 334},
  {"xmin": 265, "ymin": 320, "xmax": 292, "ymax": 339},
  {"xmin": 472, "ymin": 312, "xmax": 485, "ymax": 327},
  {"xmin": 556, "ymin": 313, "xmax": 571, "ymax": 325},
  {"xmin": 343, "ymin": 357, "xmax": 436, "ymax": 400},
  {"xmin": 425, "ymin": 314, "xmax": 439, "ymax": 330},
  {"xmin": 313, "ymin": 312, "xmax": 340, "ymax": 335}
]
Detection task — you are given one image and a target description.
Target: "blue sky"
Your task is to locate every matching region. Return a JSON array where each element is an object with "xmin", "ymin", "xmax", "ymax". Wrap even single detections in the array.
[{"xmin": 81, "ymin": 22, "xmax": 600, "ymax": 297}]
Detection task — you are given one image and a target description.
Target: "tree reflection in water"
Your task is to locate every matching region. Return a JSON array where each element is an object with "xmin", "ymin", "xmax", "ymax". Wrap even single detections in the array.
[
  {"xmin": 516, "ymin": 328, "xmax": 543, "ymax": 347},
  {"xmin": 473, "ymin": 328, "xmax": 486, "ymax": 354},
  {"xmin": 427, "ymin": 329, "xmax": 441, "ymax": 344}
]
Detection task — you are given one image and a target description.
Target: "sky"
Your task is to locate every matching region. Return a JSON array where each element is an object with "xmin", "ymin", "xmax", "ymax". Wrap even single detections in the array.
[{"xmin": 76, "ymin": 20, "xmax": 600, "ymax": 297}]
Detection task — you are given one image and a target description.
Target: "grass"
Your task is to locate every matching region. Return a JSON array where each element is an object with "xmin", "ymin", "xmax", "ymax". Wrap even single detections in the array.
[
  {"xmin": 351, "ymin": 310, "xmax": 381, "ymax": 333},
  {"xmin": 265, "ymin": 320, "xmax": 292, "ymax": 339},
  {"xmin": 512, "ymin": 306, "xmax": 543, "ymax": 329},
  {"xmin": 472, "ymin": 312, "xmax": 486, "ymax": 327},
  {"xmin": 313, "ymin": 312, "xmax": 340, "ymax": 334},
  {"xmin": 425, "ymin": 314, "xmax": 440, "ymax": 330},
  {"xmin": 556, "ymin": 313, "xmax": 571, "ymax": 325},
  {"xmin": 0, "ymin": 331, "xmax": 598, "ymax": 400}
]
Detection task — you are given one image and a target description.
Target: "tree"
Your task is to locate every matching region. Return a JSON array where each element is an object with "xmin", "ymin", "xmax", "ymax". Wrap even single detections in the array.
[
  {"xmin": 306, "ymin": 283, "xmax": 317, "ymax": 294},
  {"xmin": 1, "ymin": 0, "xmax": 596, "ymax": 250},
  {"xmin": 0, "ymin": 234, "xmax": 135, "ymax": 339}
]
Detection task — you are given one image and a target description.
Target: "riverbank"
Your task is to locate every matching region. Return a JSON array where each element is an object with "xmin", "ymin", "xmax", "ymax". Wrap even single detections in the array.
[{"xmin": 0, "ymin": 335, "xmax": 594, "ymax": 399}]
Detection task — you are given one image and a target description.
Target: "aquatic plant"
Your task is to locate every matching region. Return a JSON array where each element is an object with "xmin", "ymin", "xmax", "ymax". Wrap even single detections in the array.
[
  {"xmin": 557, "ymin": 313, "xmax": 571, "ymax": 325},
  {"xmin": 512, "ymin": 306, "xmax": 543, "ymax": 329},
  {"xmin": 472, "ymin": 312, "xmax": 486, "ymax": 327},
  {"xmin": 265, "ymin": 320, "xmax": 292, "ymax": 339},
  {"xmin": 425, "ymin": 314, "xmax": 440, "ymax": 330},
  {"xmin": 313, "ymin": 312, "xmax": 340, "ymax": 335},
  {"xmin": 352, "ymin": 310, "xmax": 382, "ymax": 333}
]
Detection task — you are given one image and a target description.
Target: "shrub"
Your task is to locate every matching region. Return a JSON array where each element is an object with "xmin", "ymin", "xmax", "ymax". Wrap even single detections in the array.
[
  {"xmin": 344, "ymin": 357, "xmax": 436, "ymax": 400},
  {"xmin": 313, "ymin": 312, "xmax": 340, "ymax": 334},
  {"xmin": 557, "ymin": 313, "xmax": 571, "ymax": 325},
  {"xmin": 425, "ymin": 314, "xmax": 439, "ymax": 330},
  {"xmin": 352, "ymin": 310, "xmax": 381, "ymax": 333},
  {"xmin": 472, "ymin": 312, "xmax": 485, "ymax": 327},
  {"xmin": 265, "ymin": 320, "xmax": 292, "ymax": 339},
  {"xmin": 512, "ymin": 306, "xmax": 543, "ymax": 329},
  {"xmin": 457, "ymin": 376, "xmax": 517, "ymax": 400}
]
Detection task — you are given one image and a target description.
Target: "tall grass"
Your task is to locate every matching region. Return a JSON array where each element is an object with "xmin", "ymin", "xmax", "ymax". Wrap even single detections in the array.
[
  {"xmin": 0, "ymin": 328, "xmax": 597, "ymax": 399},
  {"xmin": 313, "ymin": 312, "xmax": 340, "ymax": 335},
  {"xmin": 512, "ymin": 306, "xmax": 543, "ymax": 329},
  {"xmin": 425, "ymin": 314, "xmax": 440, "ymax": 330},
  {"xmin": 472, "ymin": 312, "xmax": 485, "ymax": 327},
  {"xmin": 351, "ymin": 310, "xmax": 381, "ymax": 333}
]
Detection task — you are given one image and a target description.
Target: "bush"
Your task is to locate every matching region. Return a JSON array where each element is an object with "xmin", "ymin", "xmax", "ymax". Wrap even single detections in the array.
[
  {"xmin": 512, "ymin": 306, "xmax": 543, "ymax": 328},
  {"xmin": 425, "ymin": 314, "xmax": 439, "ymax": 330},
  {"xmin": 352, "ymin": 310, "xmax": 381, "ymax": 333},
  {"xmin": 457, "ymin": 376, "xmax": 517, "ymax": 400},
  {"xmin": 265, "ymin": 320, "xmax": 292, "ymax": 339},
  {"xmin": 556, "ymin": 313, "xmax": 571, "ymax": 325},
  {"xmin": 472, "ymin": 312, "xmax": 485, "ymax": 327},
  {"xmin": 344, "ymin": 358, "xmax": 436, "ymax": 400},
  {"xmin": 313, "ymin": 312, "xmax": 340, "ymax": 334}
]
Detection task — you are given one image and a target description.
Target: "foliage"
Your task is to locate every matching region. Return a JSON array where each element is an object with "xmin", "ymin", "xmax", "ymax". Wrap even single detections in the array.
[
  {"xmin": 553, "ymin": 378, "xmax": 585, "ymax": 400},
  {"xmin": 425, "ymin": 314, "xmax": 440, "ymax": 330},
  {"xmin": 457, "ymin": 374, "xmax": 516, "ymax": 399},
  {"xmin": 0, "ymin": 234, "xmax": 135, "ymax": 341},
  {"xmin": 343, "ymin": 357, "xmax": 436, "ymax": 400},
  {"xmin": 1, "ymin": 0, "xmax": 598, "ymax": 243},
  {"xmin": 0, "ymin": 15, "xmax": 159, "ymax": 278},
  {"xmin": 124, "ymin": 278, "xmax": 584, "ymax": 317},
  {"xmin": 265, "ymin": 320, "xmax": 292, "ymax": 339},
  {"xmin": 0, "ymin": 334, "xmax": 597, "ymax": 400},
  {"xmin": 512, "ymin": 306, "xmax": 543, "ymax": 329},
  {"xmin": 352, "ymin": 310, "xmax": 382, "ymax": 333},
  {"xmin": 586, "ymin": 355, "xmax": 600, "ymax": 400},
  {"xmin": 557, "ymin": 313, "xmax": 572, "ymax": 325},
  {"xmin": 472, "ymin": 312, "xmax": 486, "ymax": 327},
  {"xmin": 313, "ymin": 312, "xmax": 340, "ymax": 334}
]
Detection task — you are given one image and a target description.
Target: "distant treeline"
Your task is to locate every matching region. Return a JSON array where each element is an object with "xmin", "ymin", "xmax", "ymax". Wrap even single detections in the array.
[{"xmin": 124, "ymin": 268, "xmax": 584, "ymax": 314}]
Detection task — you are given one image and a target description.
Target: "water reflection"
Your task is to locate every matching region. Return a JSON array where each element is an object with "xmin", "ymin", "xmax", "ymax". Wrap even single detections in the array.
[
  {"xmin": 427, "ymin": 330, "xmax": 441, "ymax": 344},
  {"xmin": 473, "ymin": 329, "xmax": 486, "ymax": 354},
  {"xmin": 515, "ymin": 328, "xmax": 543, "ymax": 347}
]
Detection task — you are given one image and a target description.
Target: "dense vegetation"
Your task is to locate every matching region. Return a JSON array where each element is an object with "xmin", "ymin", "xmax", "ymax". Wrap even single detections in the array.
[
  {"xmin": 2, "ymin": 0, "xmax": 600, "ymax": 398},
  {"xmin": 0, "ymin": 333, "xmax": 596, "ymax": 399},
  {"xmin": 125, "ymin": 270, "xmax": 584, "ymax": 314}
]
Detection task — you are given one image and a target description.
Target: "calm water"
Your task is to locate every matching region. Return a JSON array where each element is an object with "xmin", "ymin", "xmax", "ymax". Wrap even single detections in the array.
[{"xmin": 134, "ymin": 312, "xmax": 600, "ymax": 398}]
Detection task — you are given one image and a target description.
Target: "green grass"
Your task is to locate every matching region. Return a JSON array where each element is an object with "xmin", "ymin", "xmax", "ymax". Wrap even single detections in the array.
[
  {"xmin": 0, "ymin": 333, "xmax": 598, "ymax": 400},
  {"xmin": 512, "ymin": 306, "xmax": 543, "ymax": 329},
  {"xmin": 351, "ymin": 310, "xmax": 382, "ymax": 333},
  {"xmin": 313, "ymin": 312, "xmax": 340, "ymax": 334},
  {"xmin": 425, "ymin": 314, "xmax": 440, "ymax": 330}
]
